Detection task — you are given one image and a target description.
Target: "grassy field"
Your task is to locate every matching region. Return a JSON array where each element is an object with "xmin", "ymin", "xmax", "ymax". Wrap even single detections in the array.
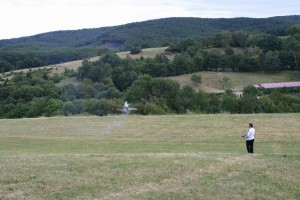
[
  {"xmin": 116, "ymin": 47, "xmax": 174, "ymax": 60},
  {"xmin": 0, "ymin": 47, "xmax": 173, "ymax": 80},
  {"xmin": 169, "ymin": 71, "xmax": 300, "ymax": 93},
  {"xmin": 0, "ymin": 57, "xmax": 100, "ymax": 80},
  {"xmin": 0, "ymin": 114, "xmax": 299, "ymax": 199}
]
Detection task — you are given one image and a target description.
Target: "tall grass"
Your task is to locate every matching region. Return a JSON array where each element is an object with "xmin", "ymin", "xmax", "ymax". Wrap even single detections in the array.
[{"xmin": 0, "ymin": 114, "xmax": 299, "ymax": 199}]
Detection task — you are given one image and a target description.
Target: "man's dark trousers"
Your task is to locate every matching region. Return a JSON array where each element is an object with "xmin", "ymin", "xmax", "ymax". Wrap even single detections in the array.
[{"xmin": 246, "ymin": 139, "xmax": 254, "ymax": 153}]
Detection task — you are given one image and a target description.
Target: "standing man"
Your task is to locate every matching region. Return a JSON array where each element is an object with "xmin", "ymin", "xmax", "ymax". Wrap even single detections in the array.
[{"xmin": 242, "ymin": 123, "xmax": 256, "ymax": 153}]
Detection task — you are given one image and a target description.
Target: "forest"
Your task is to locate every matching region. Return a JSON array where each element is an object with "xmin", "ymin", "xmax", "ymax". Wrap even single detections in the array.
[
  {"xmin": 0, "ymin": 23, "xmax": 300, "ymax": 118},
  {"xmin": 1, "ymin": 15, "xmax": 300, "ymax": 72}
]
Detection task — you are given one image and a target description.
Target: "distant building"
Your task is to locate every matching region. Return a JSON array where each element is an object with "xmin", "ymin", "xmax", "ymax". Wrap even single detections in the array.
[{"xmin": 254, "ymin": 81, "xmax": 300, "ymax": 89}]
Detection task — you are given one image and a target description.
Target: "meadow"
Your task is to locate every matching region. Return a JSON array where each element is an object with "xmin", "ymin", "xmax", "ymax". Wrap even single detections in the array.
[
  {"xmin": 0, "ymin": 114, "xmax": 299, "ymax": 199},
  {"xmin": 116, "ymin": 47, "xmax": 173, "ymax": 60},
  {"xmin": 169, "ymin": 71, "xmax": 300, "ymax": 93}
]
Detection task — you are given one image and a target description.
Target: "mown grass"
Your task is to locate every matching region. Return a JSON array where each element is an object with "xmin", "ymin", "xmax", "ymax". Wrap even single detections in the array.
[{"xmin": 0, "ymin": 114, "xmax": 299, "ymax": 199}]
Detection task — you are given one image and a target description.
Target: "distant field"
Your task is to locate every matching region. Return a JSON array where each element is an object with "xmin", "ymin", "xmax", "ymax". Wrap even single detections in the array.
[
  {"xmin": 0, "ymin": 114, "xmax": 299, "ymax": 199},
  {"xmin": 0, "ymin": 47, "xmax": 173, "ymax": 80},
  {"xmin": 116, "ymin": 47, "xmax": 242, "ymax": 60},
  {"xmin": 0, "ymin": 57, "xmax": 100, "ymax": 80},
  {"xmin": 169, "ymin": 71, "xmax": 300, "ymax": 93},
  {"xmin": 117, "ymin": 47, "xmax": 175, "ymax": 60}
]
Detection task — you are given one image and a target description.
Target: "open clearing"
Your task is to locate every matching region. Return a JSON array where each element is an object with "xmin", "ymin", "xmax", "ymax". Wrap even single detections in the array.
[
  {"xmin": 0, "ymin": 114, "xmax": 299, "ymax": 199},
  {"xmin": 117, "ymin": 47, "xmax": 174, "ymax": 60},
  {"xmin": 169, "ymin": 71, "xmax": 300, "ymax": 93},
  {"xmin": 0, "ymin": 47, "xmax": 172, "ymax": 80}
]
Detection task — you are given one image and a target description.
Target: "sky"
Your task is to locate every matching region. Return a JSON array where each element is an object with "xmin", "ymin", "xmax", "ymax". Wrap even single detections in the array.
[{"xmin": 0, "ymin": 0, "xmax": 299, "ymax": 40}]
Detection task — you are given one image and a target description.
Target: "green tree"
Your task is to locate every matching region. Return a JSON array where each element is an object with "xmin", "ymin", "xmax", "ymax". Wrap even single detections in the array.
[
  {"xmin": 221, "ymin": 90, "xmax": 239, "ymax": 113},
  {"xmin": 0, "ymin": 59, "xmax": 14, "ymax": 72},
  {"xmin": 213, "ymin": 31, "xmax": 231, "ymax": 47},
  {"xmin": 206, "ymin": 94, "xmax": 221, "ymax": 113},
  {"xmin": 227, "ymin": 54, "xmax": 240, "ymax": 72},
  {"xmin": 204, "ymin": 50, "xmax": 221, "ymax": 71},
  {"xmin": 77, "ymin": 59, "xmax": 112, "ymax": 82},
  {"xmin": 77, "ymin": 59, "xmax": 93, "ymax": 81},
  {"xmin": 44, "ymin": 99, "xmax": 62, "ymax": 117},
  {"xmin": 130, "ymin": 46, "xmax": 142, "ymax": 54},
  {"xmin": 279, "ymin": 51, "xmax": 295, "ymax": 70},
  {"xmin": 125, "ymin": 75, "xmax": 180, "ymax": 112},
  {"xmin": 61, "ymin": 101, "xmax": 78, "ymax": 116},
  {"xmin": 238, "ymin": 94, "xmax": 259, "ymax": 113},
  {"xmin": 263, "ymin": 51, "xmax": 282, "ymax": 71},
  {"xmin": 100, "ymin": 52, "xmax": 122, "ymax": 68},
  {"xmin": 26, "ymin": 97, "xmax": 48, "ymax": 117},
  {"xmin": 259, "ymin": 96, "xmax": 277, "ymax": 113},
  {"xmin": 239, "ymin": 57, "xmax": 259, "ymax": 72},
  {"xmin": 142, "ymin": 58, "xmax": 169, "ymax": 77},
  {"xmin": 112, "ymin": 66, "xmax": 138, "ymax": 92},
  {"xmin": 88, "ymin": 63, "xmax": 112, "ymax": 82},
  {"xmin": 191, "ymin": 74, "xmax": 202, "ymax": 85},
  {"xmin": 224, "ymin": 46, "xmax": 234, "ymax": 56},
  {"xmin": 243, "ymin": 85, "xmax": 261, "ymax": 96},
  {"xmin": 173, "ymin": 53, "xmax": 196, "ymax": 75},
  {"xmin": 194, "ymin": 91, "xmax": 210, "ymax": 113},
  {"xmin": 193, "ymin": 51, "xmax": 205, "ymax": 71},
  {"xmin": 5, "ymin": 103, "xmax": 30, "ymax": 118},
  {"xmin": 230, "ymin": 31, "xmax": 249, "ymax": 47},
  {"xmin": 288, "ymin": 24, "xmax": 300, "ymax": 36},
  {"xmin": 178, "ymin": 39, "xmax": 195, "ymax": 51},
  {"xmin": 256, "ymin": 35, "xmax": 282, "ymax": 53},
  {"xmin": 82, "ymin": 98, "xmax": 116, "ymax": 116},
  {"xmin": 177, "ymin": 85, "xmax": 196, "ymax": 112}
]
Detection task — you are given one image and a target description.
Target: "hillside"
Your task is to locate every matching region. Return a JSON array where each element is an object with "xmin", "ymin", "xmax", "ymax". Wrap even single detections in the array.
[
  {"xmin": 1, "ymin": 16, "xmax": 300, "ymax": 73},
  {"xmin": 1, "ymin": 16, "xmax": 300, "ymax": 52}
]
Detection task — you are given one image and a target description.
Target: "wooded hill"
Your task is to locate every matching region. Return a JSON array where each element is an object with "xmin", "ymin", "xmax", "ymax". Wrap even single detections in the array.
[
  {"xmin": 0, "ymin": 16, "xmax": 300, "ymax": 70},
  {"xmin": 1, "ymin": 16, "xmax": 300, "ymax": 51}
]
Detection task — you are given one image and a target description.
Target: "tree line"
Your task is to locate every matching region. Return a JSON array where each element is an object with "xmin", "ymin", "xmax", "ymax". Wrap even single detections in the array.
[{"xmin": 1, "ymin": 51, "xmax": 299, "ymax": 118}]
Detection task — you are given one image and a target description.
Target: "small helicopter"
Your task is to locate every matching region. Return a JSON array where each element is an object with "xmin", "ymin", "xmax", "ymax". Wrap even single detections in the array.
[{"xmin": 117, "ymin": 101, "xmax": 138, "ymax": 114}]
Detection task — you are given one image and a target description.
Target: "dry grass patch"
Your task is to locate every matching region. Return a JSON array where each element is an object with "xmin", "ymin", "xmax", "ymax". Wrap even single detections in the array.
[
  {"xmin": 169, "ymin": 71, "xmax": 300, "ymax": 92},
  {"xmin": 117, "ymin": 47, "xmax": 175, "ymax": 60},
  {"xmin": 0, "ymin": 57, "xmax": 100, "ymax": 80}
]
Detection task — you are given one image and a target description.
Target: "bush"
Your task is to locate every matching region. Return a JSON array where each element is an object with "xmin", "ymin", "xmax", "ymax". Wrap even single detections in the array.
[
  {"xmin": 61, "ymin": 101, "xmax": 78, "ymax": 116},
  {"xmin": 191, "ymin": 74, "xmax": 202, "ymax": 85},
  {"xmin": 82, "ymin": 98, "xmax": 116, "ymax": 116},
  {"xmin": 130, "ymin": 47, "xmax": 142, "ymax": 54},
  {"xmin": 134, "ymin": 102, "xmax": 168, "ymax": 115},
  {"xmin": 44, "ymin": 99, "xmax": 62, "ymax": 117}
]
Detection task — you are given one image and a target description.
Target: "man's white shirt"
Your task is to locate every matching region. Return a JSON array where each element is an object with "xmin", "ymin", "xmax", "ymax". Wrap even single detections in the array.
[{"xmin": 246, "ymin": 127, "xmax": 255, "ymax": 140}]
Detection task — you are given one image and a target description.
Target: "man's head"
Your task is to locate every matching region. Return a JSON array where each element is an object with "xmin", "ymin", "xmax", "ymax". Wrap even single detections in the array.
[{"xmin": 249, "ymin": 123, "xmax": 253, "ymax": 128}]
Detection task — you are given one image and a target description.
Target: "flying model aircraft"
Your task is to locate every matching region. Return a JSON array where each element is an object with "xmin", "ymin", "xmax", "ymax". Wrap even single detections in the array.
[{"xmin": 117, "ymin": 101, "xmax": 138, "ymax": 114}]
